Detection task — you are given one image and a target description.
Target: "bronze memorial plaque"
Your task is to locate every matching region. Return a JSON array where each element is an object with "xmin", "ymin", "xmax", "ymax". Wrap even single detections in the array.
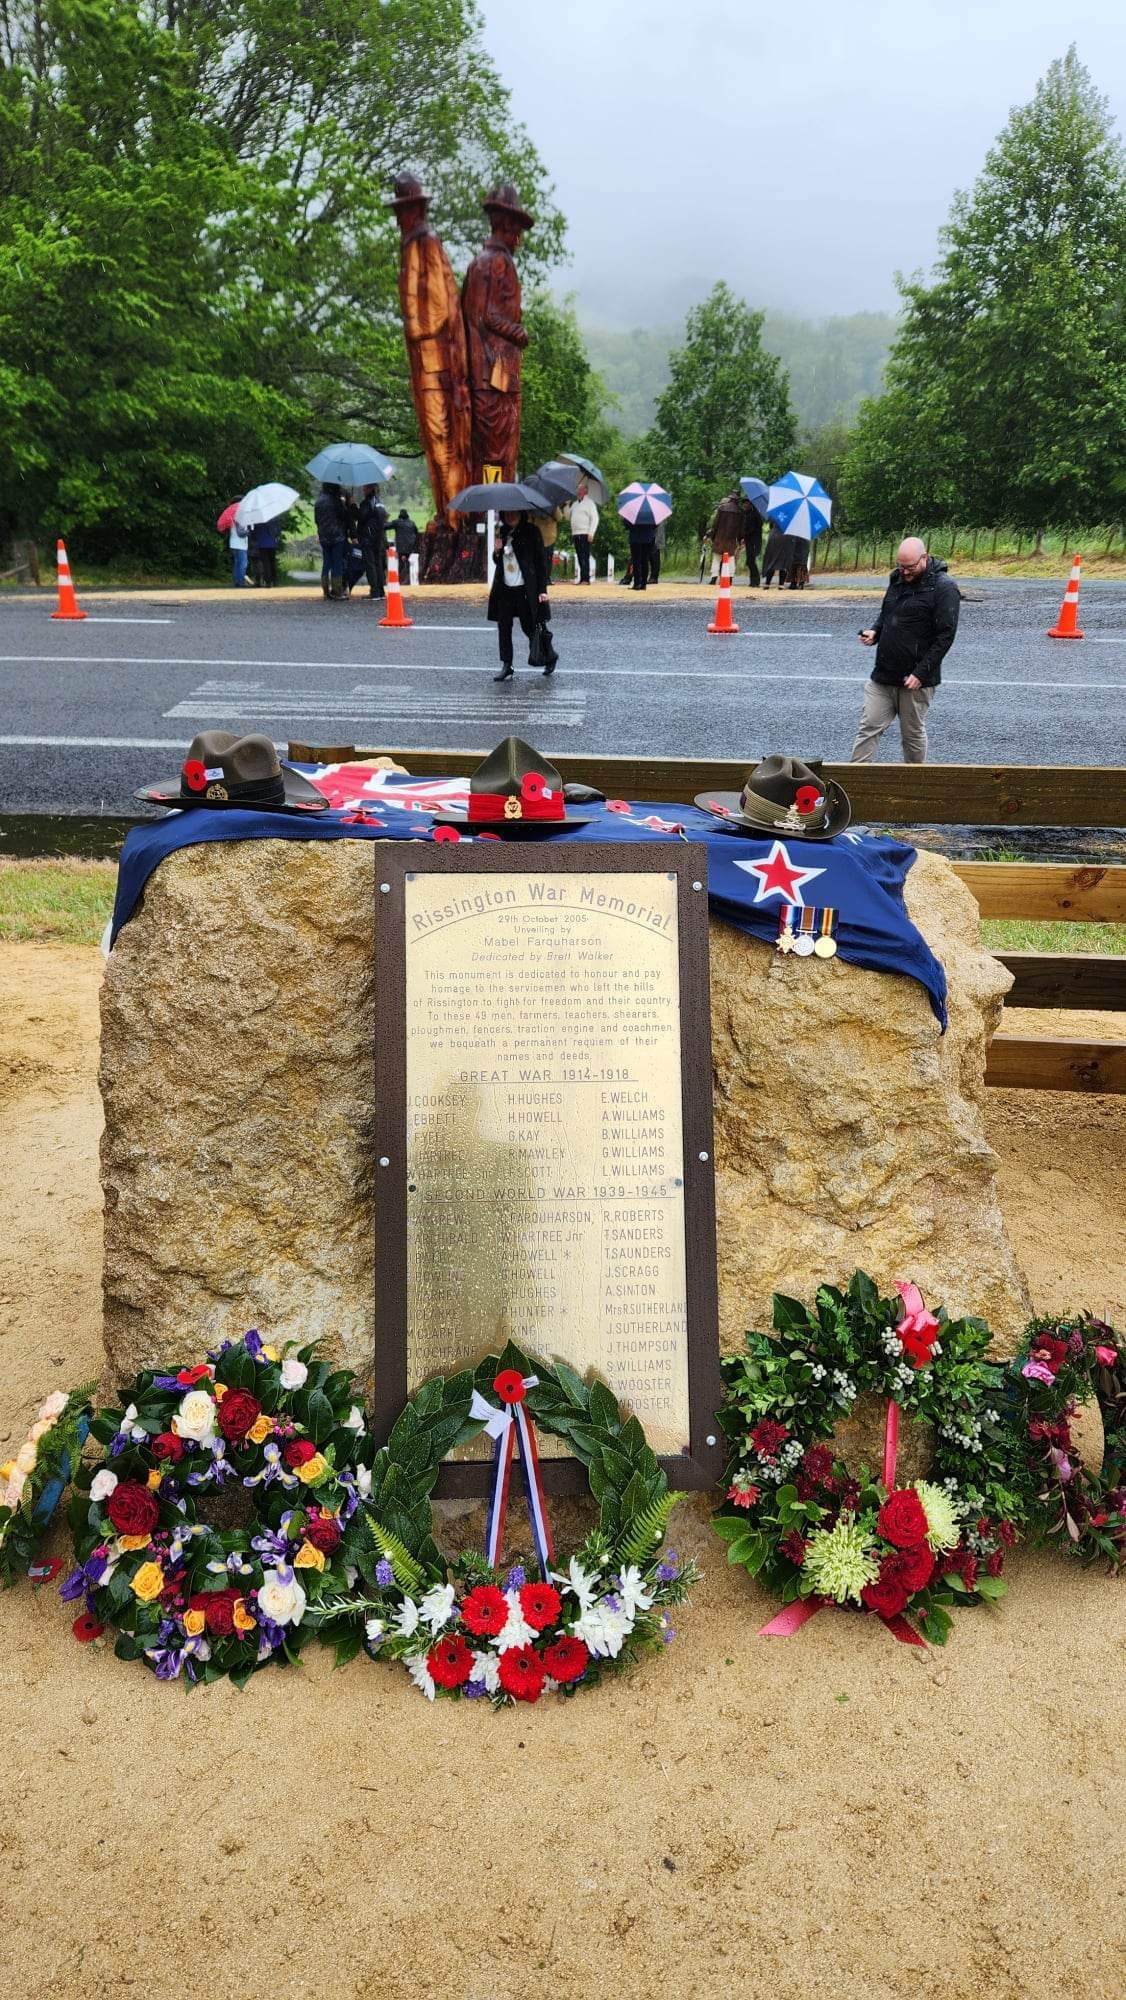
[{"xmin": 373, "ymin": 844, "xmax": 722, "ymax": 1492}]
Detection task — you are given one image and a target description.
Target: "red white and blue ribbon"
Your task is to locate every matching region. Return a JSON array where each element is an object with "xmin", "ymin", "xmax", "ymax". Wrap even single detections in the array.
[{"xmin": 470, "ymin": 1372, "xmax": 556, "ymax": 1579}]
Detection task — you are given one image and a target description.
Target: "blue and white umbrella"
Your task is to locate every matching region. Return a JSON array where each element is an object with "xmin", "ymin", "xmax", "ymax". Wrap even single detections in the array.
[
  {"xmin": 306, "ymin": 442, "xmax": 395, "ymax": 486},
  {"xmin": 617, "ymin": 481, "xmax": 673, "ymax": 526},
  {"xmin": 764, "ymin": 470, "xmax": 832, "ymax": 542}
]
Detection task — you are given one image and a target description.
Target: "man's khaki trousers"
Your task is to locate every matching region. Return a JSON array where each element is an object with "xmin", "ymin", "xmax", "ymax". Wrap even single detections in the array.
[{"xmin": 850, "ymin": 678, "xmax": 935, "ymax": 764}]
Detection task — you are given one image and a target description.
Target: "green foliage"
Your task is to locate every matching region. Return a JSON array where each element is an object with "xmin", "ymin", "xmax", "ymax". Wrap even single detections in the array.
[
  {"xmin": 0, "ymin": 0, "xmax": 560, "ymax": 567},
  {"xmin": 842, "ymin": 49, "xmax": 1126, "ymax": 533},
  {"xmin": 519, "ymin": 294, "xmax": 605, "ymax": 482},
  {"xmin": 644, "ymin": 282, "xmax": 797, "ymax": 539}
]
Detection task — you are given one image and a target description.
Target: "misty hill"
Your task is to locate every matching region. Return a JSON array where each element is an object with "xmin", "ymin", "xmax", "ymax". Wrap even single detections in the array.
[{"xmin": 584, "ymin": 311, "xmax": 897, "ymax": 435}]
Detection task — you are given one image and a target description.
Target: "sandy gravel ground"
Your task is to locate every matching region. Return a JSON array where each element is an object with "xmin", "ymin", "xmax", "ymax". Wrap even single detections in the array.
[{"xmin": 0, "ymin": 944, "xmax": 1123, "ymax": 2000}]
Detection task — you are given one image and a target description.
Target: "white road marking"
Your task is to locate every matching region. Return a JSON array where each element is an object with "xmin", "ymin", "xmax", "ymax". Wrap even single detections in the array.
[
  {"xmin": 0, "ymin": 735, "xmax": 193, "ymax": 748},
  {"xmin": 80, "ymin": 617, "xmax": 175, "ymax": 625}
]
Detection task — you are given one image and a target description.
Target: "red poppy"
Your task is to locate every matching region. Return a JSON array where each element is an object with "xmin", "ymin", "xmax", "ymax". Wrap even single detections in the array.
[
  {"xmin": 432, "ymin": 826, "xmax": 460, "ymax": 844},
  {"xmin": 795, "ymin": 785, "xmax": 823, "ymax": 816},
  {"xmin": 541, "ymin": 1635, "xmax": 589, "ymax": 1684},
  {"xmin": 176, "ymin": 1365, "xmax": 212, "ymax": 1386},
  {"xmin": 428, "ymin": 1634, "xmax": 475, "ymax": 1690},
  {"xmin": 181, "ymin": 759, "xmax": 207, "ymax": 792},
  {"xmin": 521, "ymin": 772, "xmax": 547, "ymax": 802},
  {"xmin": 72, "ymin": 1613, "xmax": 104, "ymax": 1643},
  {"xmin": 605, "ymin": 800, "xmax": 632, "ymax": 814},
  {"xmin": 476, "ymin": 832, "xmax": 502, "ymax": 842},
  {"xmin": 497, "ymin": 1644, "xmax": 545, "ymax": 1702},
  {"xmin": 493, "ymin": 1369, "xmax": 526, "ymax": 1405},
  {"xmin": 518, "ymin": 1581, "xmax": 561, "ymax": 1631},
  {"xmin": 461, "ymin": 1584, "xmax": 508, "ymax": 1637}
]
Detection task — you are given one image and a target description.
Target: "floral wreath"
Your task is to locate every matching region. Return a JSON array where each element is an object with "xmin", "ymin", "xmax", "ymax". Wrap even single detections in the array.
[
  {"xmin": 355, "ymin": 1343, "xmax": 697, "ymax": 1703},
  {"xmin": 715, "ymin": 1272, "xmax": 1020, "ymax": 1646},
  {"xmin": 0, "ymin": 1386, "xmax": 93, "ymax": 1589},
  {"xmin": 1008, "ymin": 1314, "xmax": 1126, "ymax": 1566},
  {"xmin": 63, "ymin": 1331, "xmax": 378, "ymax": 1683}
]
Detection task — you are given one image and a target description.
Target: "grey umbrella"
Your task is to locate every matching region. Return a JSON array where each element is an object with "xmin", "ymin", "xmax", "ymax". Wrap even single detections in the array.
[
  {"xmin": 448, "ymin": 480, "xmax": 554, "ymax": 514},
  {"xmin": 557, "ymin": 453, "xmax": 609, "ymax": 503},
  {"xmin": 526, "ymin": 462, "xmax": 582, "ymax": 508}
]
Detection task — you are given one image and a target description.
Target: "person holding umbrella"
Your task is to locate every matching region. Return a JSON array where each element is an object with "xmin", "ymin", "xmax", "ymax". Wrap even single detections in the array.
[
  {"xmin": 739, "ymin": 477, "xmax": 769, "ymax": 588},
  {"xmin": 314, "ymin": 482, "xmax": 349, "ymax": 600},
  {"xmin": 488, "ymin": 508, "xmax": 556, "ymax": 680},
  {"xmin": 357, "ymin": 485, "xmax": 388, "ymax": 599},
  {"xmin": 617, "ymin": 482, "xmax": 672, "ymax": 592},
  {"xmin": 569, "ymin": 479, "xmax": 599, "ymax": 584}
]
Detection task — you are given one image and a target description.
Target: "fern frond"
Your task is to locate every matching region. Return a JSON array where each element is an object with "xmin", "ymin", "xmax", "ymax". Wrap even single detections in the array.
[
  {"xmin": 619, "ymin": 1490, "xmax": 678, "ymax": 1566},
  {"xmin": 368, "ymin": 1518, "xmax": 427, "ymax": 1595}
]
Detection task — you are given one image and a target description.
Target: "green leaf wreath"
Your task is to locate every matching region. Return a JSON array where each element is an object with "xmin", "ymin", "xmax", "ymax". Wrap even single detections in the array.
[
  {"xmin": 1008, "ymin": 1314, "xmax": 1126, "ymax": 1566},
  {"xmin": 343, "ymin": 1341, "xmax": 697, "ymax": 1703},
  {"xmin": 715, "ymin": 1272, "xmax": 1021, "ymax": 1646}
]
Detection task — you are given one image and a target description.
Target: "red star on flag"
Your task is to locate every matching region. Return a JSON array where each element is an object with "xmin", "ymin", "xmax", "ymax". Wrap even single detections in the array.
[{"xmin": 735, "ymin": 841, "xmax": 826, "ymax": 908}]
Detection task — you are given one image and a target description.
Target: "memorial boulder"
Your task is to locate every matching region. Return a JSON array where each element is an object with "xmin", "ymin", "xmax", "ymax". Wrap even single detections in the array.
[{"xmin": 100, "ymin": 839, "xmax": 1030, "ymax": 1388}]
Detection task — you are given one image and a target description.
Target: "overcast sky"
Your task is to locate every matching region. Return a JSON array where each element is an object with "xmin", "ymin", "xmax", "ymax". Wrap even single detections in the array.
[{"xmin": 478, "ymin": 0, "xmax": 1126, "ymax": 328}]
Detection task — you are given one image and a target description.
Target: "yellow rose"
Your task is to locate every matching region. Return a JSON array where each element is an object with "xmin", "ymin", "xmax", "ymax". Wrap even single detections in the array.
[
  {"xmin": 117, "ymin": 1533, "xmax": 152, "ymax": 1553},
  {"xmin": 146, "ymin": 1469, "xmax": 163, "ymax": 1490},
  {"xmin": 131, "ymin": 1561, "xmax": 164, "ymax": 1603},
  {"xmin": 213, "ymin": 1382, "xmax": 228, "ymax": 1402},
  {"xmin": 0, "ymin": 1460, "xmax": 15, "ymax": 1484},
  {"xmin": 247, "ymin": 1414, "xmax": 273, "ymax": 1445},
  {"xmin": 232, "ymin": 1597, "xmax": 256, "ymax": 1633},
  {"xmin": 296, "ymin": 1452, "xmax": 329, "ymax": 1485},
  {"xmin": 182, "ymin": 1608, "xmax": 206, "ymax": 1638},
  {"xmin": 263, "ymin": 1345, "xmax": 279, "ymax": 1362},
  {"xmin": 293, "ymin": 1539, "xmax": 326, "ymax": 1572}
]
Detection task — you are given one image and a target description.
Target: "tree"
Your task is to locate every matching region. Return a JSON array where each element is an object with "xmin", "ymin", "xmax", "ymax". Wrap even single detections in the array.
[
  {"xmin": 843, "ymin": 48, "xmax": 1126, "ymax": 535},
  {"xmin": 643, "ymin": 283, "xmax": 796, "ymax": 540},
  {"xmin": 0, "ymin": 0, "xmax": 560, "ymax": 567},
  {"xmin": 519, "ymin": 294, "xmax": 605, "ymax": 479}
]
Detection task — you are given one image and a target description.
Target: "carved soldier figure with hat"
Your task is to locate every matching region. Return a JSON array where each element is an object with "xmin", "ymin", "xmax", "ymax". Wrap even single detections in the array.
[
  {"xmin": 461, "ymin": 183, "xmax": 534, "ymax": 484},
  {"xmin": 390, "ymin": 172, "xmax": 473, "ymax": 526}
]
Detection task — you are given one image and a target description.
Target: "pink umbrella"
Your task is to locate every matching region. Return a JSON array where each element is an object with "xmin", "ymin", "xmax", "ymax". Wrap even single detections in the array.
[
  {"xmin": 616, "ymin": 481, "xmax": 673, "ymax": 526},
  {"xmin": 216, "ymin": 501, "xmax": 241, "ymax": 533}
]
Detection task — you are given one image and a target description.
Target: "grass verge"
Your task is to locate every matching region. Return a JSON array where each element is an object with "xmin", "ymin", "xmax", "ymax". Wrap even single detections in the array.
[{"xmin": 0, "ymin": 860, "xmax": 116, "ymax": 945}]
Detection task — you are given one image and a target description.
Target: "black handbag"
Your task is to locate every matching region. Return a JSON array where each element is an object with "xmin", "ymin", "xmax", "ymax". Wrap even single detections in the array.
[{"xmin": 527, "ymin": 622, "xmax": 547, "ymax": 668}]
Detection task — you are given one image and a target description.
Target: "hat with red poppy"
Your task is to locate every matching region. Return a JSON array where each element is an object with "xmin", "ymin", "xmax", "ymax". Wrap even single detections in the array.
[
  {"xmin": 136, "ymin": 732, "xmax": 328, "ymax": 814},
  {"xmin": 431, "ymin": 737, "xmax": 592, "ymax": 836},
  {"xmin": 695, "ymin": 755, "xmax": 851, "ymax": 841}
]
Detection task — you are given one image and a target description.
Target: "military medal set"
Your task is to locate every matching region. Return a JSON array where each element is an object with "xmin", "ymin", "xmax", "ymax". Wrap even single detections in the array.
[{"xmin": 776, "ymin": 906, "xmax": 838, "ymax": 958}]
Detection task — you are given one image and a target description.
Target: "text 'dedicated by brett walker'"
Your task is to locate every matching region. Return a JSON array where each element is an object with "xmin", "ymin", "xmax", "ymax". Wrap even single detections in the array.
[{"xmin": 404, "ymin": 870, "xmax": 691, "ymax": 1455}]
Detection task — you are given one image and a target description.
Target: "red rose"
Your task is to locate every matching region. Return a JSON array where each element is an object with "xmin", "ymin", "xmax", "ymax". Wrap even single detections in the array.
[
  {"xmin": 497, "ymin": 1644, "xmax": 545, "ymax": 1703},
  {"xmin": 217, "ymin": 1389, "xmax": 262, "ymax": 1443},
  {"xmin": 189, "ymin": 1588, "xmax": 240, "ymax": 1637},
  {"xmin": 428, "ymin": 1635, "xmax": 475, "ymax": 1690},
  {"xmin": 882, "ymin": 1544, "xmax": 934, "ymax": 1595},
  {"xmin": 542, "ymin": 1636, "xmax": 589, "ymax": 1684},
  {"xmin": 303, "ymin": 1510, "xmax": 342, "ymax": 1555},
  {"xmin": 877, "ymin": 1488, "xmax": 929, "ymax": 1549},
  {"xmin": 283, "ymin": 1439, "xmax": 317, "ymax": 1468},
  {"xmin": 106, "ymin": 1481, "xmax": 160, "ymax": 1537},
  {"xmin": 176, "ymin": 1365, "xmax": 212, "ymax": 1386},
  {"xmin": 1032, "ymin": 1337, "xmax": 1068, "ymax": 1373},
  {"xmin": 461, "ymin": 1584, "xmax": 508, "ymax": 1637},
  {"xmin": 492, "ymin": 1369, "xmax": 526, "ymax": 1405},
  {"xmin": 72, "ymin": 1613, "xmax": 105, "ymax": 1643},
  {"xmin": 152, "ymin": 1432, "xmax": 185, "ymax": 1463},
  {"xmin": 861, "ymin": 1575, "xmax": 911, "ymax": 1618},
  {"xmin": 518, "ymin": 1582, "xmax": 561, "ymax": 1631}
]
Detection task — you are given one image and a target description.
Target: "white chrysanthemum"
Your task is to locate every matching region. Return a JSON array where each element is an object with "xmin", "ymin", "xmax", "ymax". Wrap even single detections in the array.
[
  {"xmin": 555, "ymin": 1558, "xmax": 597, "ymax": 1612},
  {"xmin": 420, "ymin": 1583, "xmax": 457, "ymax": 1633},
  {"xmin": 406, "ymin": 1651, "xmax": 436, "ymax": 1701},
  {"xmin": 801, "ymin": 1517, "xmax": 880, "ymax": 1605},
  {"xmin": 364, "ymin": 1616, "xmax": 385, "ymax": 1646},
  {"xmin": 394, "ymin": 1598, "xmax": 421, "ymax": 1638},
  {"xmin": 914, "ymin": 1480, "xmax": 964, "ymax": 1553},
  {"xmin": 496, "ymin": 1590, "xmax": 536, "ymax": 1651},
  {"xmin": 471, "ymin": 1648, "xmax": 501, "ymax": 1694}
]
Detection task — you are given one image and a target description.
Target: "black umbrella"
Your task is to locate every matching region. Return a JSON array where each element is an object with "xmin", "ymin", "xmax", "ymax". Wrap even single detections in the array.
[
  {"xmin": 526, "ymin": 461, "xmax": 583, "ymax": 508},
  {"xmin": 558, "ymin": 453, "xmax": 609, "ymax": 503},
  {"xmin": 448, "ymin": 480, "xmax": 553, "ymax": 514}
]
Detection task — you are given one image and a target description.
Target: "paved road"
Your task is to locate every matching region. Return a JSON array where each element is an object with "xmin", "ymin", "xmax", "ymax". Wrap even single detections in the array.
[{"xmin": 1, "ymin": 579, "xmax": 1124, "ymax": 813}]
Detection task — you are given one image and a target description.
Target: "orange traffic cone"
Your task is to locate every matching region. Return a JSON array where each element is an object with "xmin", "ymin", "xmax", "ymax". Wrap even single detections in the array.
[
  {"xmin": 707, "ymin": 553, "xmax": 739, "ymax": 635},
  {"xmin": 1048, "ymin": 554, "xmax": 1084, "ymax": 640},
  {"xmin": 379, "ymin": 547, "xmax": 413, "ymax": 628},
  {"xmin": 51, "ymin": 539, "xmax": 86, "ymax": 621}
]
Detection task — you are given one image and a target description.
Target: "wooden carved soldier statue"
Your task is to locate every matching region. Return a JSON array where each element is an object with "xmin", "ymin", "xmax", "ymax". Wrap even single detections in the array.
[
  {"xmin": 390, "ymin": 173, "xmax": 472, "ymax": 525},
  {"xmin": 461, "ymin": 182, "xmax": 534, "ymax": 483}
]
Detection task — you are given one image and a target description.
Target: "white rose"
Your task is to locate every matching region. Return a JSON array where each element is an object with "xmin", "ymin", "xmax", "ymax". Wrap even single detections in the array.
[
  {"xmin": 38, "ymin": 1391, "xmax": 70, "ymax": 1422},
  {"xmin": 172, "ymin": 1389, "xmax": 217, "ymax": 1444},
  {"xmin": 280, "ymin": 1358, "xmax": 308, "ymax": 1391},
  {"xmin": 123, "ymin": 1404, "xmax": 138, "ymax": 1424},
  {"xmin": 90, "ymin": 1469, "xmax": 119, "ymax": 1504},
  {"xmin": 4, "ymin": 1469, "xmax": 26, "ymax": 1507},
  {"xmin": 256, "ymin": 1570, "xmax": 307, "ymax": 1627},
  {"xmin": 344, "ymin": 1404, "xmax": 364, "ymax": 1432}
]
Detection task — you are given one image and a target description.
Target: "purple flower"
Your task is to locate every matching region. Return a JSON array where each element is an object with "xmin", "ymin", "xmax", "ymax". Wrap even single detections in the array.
[
  {"xmin": 604, "ymin": 1592, "xmax": 621, "ymax": 1612},
  {"xmin": 506, "ymin": 1564, "xmax": 526, "ymax": 1590},
  {"xmin": 656, "ymin": 1551, "xmax": 680, "ymax": 1582},
  {"xmin": 463, "ymin": 1679, "xmax": 489, "ymax": 1699},
  {"xmin": 151, "ymin": 1648, "xmax": 185, "ymax": 1680},
  {"xmin": 661, "ymin": 1624, "xmax": 676, "ymax": 1646},
  {"xmin": 375, "ymin": 1558, "xmax": 394, "ymax": 1588},
  {"xmin": 1068, "ymin": 1331, "xmax": 1086, "ymax": 1354},
  {"xmin": 244, "ymin": 1329, "xmax": 265, "ymax": 1360},
  {"xmin": 59, "ymin": 1567, "xmax": 87, "ymax": 1602},
  {"xmin": 1022, "ymin": 1360, "xmax": 1056, "ymax": 1386},
  {"xmin": 152, "ymin": 1373, "xmax": 184, "ymax": 1390},
  {"xmin": 1049, "ymin": 1446, "xmax": 1073, "ymax": 1484}
]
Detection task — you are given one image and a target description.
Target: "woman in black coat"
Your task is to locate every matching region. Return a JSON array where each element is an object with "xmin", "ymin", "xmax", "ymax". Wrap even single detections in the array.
[{"xmin": 488, "ymin": 512, "xmax": 556, "ymax": 680}]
